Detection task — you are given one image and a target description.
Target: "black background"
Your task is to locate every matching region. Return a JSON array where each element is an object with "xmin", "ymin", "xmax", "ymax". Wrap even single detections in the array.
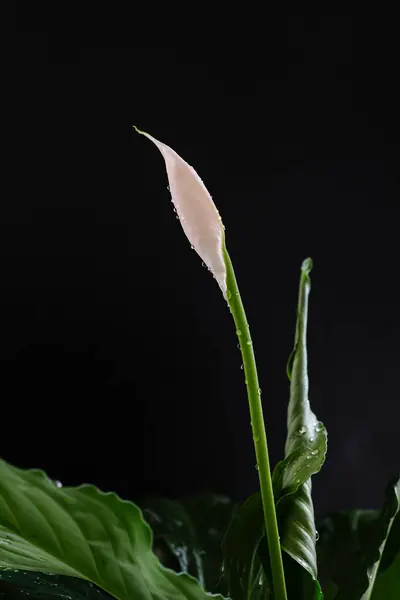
[{"xmin": 5, "ymin": 17, "xmax": 399, "ymax": 520}]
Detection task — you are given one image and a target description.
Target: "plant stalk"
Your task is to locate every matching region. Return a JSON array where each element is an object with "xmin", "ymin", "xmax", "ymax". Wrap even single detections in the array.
[{"xmin": 223, "ymin": 246, "xmax": 287, "ymax": 600}]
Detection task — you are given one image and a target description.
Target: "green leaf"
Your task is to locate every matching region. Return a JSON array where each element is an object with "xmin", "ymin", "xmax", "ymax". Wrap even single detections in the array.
[
  {"xmin": 0, "ymin": 460, "xmax": 228, "ymax": 600},
  {"xmin": 371, "ymin": 551, "xmax": 400, "ymax": 600},
  {"xmin": 142, "ymin": 497, "xmax": 204, "ymax": 583},
  {"xmin": 0, "ymin": 570, "xmax": 114, "ymax": 599},
  {"xmin": 180, "ymin": 493, "xmax": 238, "ymax": 594},
  {"xmin": 221, "ymin": 493, "xmax": 272, "ymax": 600},
  {"xmin": 279, "ymin": 554, "xmax": 324, "ymax": 600},
  {"xmin": 141, "ymin": 493, "xmax": 237, "ymax": 594},
  {"xmin": 221, "ymin": 259, "xmax": 326, "ymax": 599},
  {"xmin": 277, "ymin": 258, "xmax": 327, "ymax": 588},
  {"xmin": 317, "ymin": 475, "xmax": 400, "ymax": 600},
  {"xmin": 378, "ymin": 509, "xmax": 400, "ymax": 573}
]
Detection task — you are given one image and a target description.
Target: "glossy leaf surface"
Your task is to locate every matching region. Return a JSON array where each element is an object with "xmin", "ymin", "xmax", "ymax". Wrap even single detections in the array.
[{"xmin": 0, "ymin": 460, "xmax": 227, "ymax": 600}]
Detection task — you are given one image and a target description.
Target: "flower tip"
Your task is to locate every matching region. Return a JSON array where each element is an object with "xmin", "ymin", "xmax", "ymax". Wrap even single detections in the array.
[
  {"xmin": 136, "ymin": 130, "xmax": 228, "ymax": 299},
  {"xmin": 301, "ymin": 257, "xmax": 313, "ymax": 276}
]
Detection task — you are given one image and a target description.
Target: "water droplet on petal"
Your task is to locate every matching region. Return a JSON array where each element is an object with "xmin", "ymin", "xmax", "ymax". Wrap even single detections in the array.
[
  {"xmin": 309, "ymin": 437, "xmax": 314, "ymax": 442},
  {"xmin": 315, "ymin": 530, "xmax": 319, "ymax": 541},
  {"xmin": 297, "ymin": 426, "xmax": 307, "ymax": 435}
]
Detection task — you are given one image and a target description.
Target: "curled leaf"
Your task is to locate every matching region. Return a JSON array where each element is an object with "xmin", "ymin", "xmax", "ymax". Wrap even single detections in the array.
[{"xmin": 278, "ymin": 258, "xmax": 327, "ymax": 585}]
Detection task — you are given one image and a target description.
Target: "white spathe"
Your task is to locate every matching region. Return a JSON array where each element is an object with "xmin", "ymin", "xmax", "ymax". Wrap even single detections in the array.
[{"xmin": 136, "ymin": 128, "xmax": 227, "ymax": 298}]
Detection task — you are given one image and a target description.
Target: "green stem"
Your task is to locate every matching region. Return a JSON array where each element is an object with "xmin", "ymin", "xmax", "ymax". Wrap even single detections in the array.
[{"xmin": 223, "ymin": 245, "xmax": 287, "ymax": 600}]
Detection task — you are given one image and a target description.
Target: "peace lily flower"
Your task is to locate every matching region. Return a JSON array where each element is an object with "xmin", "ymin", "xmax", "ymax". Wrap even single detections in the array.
[
  {"xmin": 133, "ymin": 127, "xmax": 227, "ymax": 298},
  {"xmin": 134, "ymin": 126, "xmax": 288, "ymax": 599}
]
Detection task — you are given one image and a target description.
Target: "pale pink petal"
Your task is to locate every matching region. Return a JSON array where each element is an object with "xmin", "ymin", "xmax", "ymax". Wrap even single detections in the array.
[{"xmin": 136, "ymin": 129, "xmax": 227, "ymax": 298}]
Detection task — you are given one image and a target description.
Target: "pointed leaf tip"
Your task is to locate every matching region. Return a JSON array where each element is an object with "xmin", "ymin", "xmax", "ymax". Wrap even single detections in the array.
[
  {"xmin": 301, "ymin": 257, "xmax": 313, "ymax": 276},
  {"xmin": 133, "ymin": 125, "xmax": 146, "ymax": 135}
]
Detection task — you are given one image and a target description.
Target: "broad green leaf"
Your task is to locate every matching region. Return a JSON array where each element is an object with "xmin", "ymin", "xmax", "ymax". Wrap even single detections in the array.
[
  {"xmin": 278, "ymin": 258, "xmax": 327, "ymax": 585},
  {"xmin": 221, "ymin": 493, "xmax": 272, "ymax": 600},
  {"xmin": 316, "ymin": 475, "xmax": 400, "ymax": 600},
  {"xmin": 0, "ymin": 570, "xmax": 114, "ymax": 599},
  {"xmin": 0, "ymin": 460, "xmax": 228, "ymax": 600}
]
